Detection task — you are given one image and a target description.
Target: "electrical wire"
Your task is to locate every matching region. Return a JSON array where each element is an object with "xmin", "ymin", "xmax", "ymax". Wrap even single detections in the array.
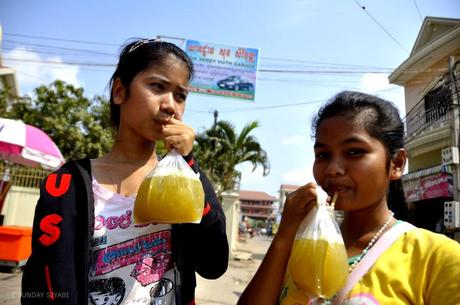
[
  {"xmin": 3, "ymin": 32, "xmax": 119, "ymax": 47},
  {"xmin": 4, "ymin": 32, "xmax": 398, "ymax": 72},
  {"xmin": 352, "ymin": 0, "xmax": 410, "ymax": 54},
  {"xmin": 2, "ymin": 39, "xmax": 117, "ymax": 57},
  {"xmin": 412, "ymin": 0, "xmax": 424, "ymax": 22}
]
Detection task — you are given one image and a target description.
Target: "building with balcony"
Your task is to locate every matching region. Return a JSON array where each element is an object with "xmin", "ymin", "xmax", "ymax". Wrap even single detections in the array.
[
  {"xmin": 239, "ymin": 190, "xmax": 277, "ymax": 221},
  {"xmin": 0, "ymin": 24, "xmax": 19, "ymax": 99},
  {"xmin": 389, "ymin": 16, "xmax": 460, "ymax": 235},
  {"xmin": 278, "ymin": 184, "xmax": 300, "ymax": 216}
]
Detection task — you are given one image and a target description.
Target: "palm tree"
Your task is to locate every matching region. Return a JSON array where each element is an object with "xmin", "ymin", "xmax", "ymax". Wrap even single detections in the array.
[{"xmin": 194, "ymin": 120, "xmax": 270, "ymax": 195}]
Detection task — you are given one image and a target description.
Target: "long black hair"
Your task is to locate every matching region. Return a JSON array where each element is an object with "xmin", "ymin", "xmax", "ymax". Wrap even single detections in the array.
[
  {"xmin": 108, "ymin": 38, "xmax": 194, "ymax": 130},
  {"xmin": 312, "ymin": 91, "xmax": 410, "ymax": 221}
]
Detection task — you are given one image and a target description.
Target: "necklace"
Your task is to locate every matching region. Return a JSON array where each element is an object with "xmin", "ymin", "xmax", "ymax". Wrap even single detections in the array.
[
  {"xmin": 318, "ymin": 211, "xmax": 395, "ymax": 305},
  {"xmin": 348, "ymin": 211, "xmax": 395, "ymax": 272},
  {"xmin": 105, "ymin": 154, "xmax": 155, "ymax": 197}
]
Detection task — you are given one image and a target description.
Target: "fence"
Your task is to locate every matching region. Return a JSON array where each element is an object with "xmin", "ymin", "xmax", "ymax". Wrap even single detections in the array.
[
  {"xmin": 0, "ymin": 163, "xmax": 49, "ymax": 226},
  {"xmin": 0, "ymin": 163, "xmax": 49, "ymax": 188}
]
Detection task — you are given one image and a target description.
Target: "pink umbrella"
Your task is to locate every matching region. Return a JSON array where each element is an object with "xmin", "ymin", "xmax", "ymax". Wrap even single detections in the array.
[{"xmin": 0, "ymin": 118, "xmax": 65, "ymax": 170}]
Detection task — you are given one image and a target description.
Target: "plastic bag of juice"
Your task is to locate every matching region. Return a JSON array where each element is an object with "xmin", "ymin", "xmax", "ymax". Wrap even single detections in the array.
[
  {"xmin": 287, "ymin": 188, "xmax": 348, "ymax": 300},
  {"xmin": 279, "ymin": 275, "xmax": 309, "ymax": 305},
  {"xmin": 133, "ymin": 149, "xmax": 205, "ymax": 224}
]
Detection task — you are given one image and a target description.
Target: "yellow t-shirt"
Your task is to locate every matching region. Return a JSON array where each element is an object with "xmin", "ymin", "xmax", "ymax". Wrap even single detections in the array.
[{"xmin": 279, "ymin": 228, "xmax": 460, "ymax": 305}]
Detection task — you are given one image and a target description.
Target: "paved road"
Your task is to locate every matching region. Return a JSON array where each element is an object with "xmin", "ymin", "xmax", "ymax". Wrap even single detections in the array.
[
  {"xmin": 196, "ymin": 235, "xmax": 271, "ymax": 305},
  {"xmin": 0, "ymin": 266, "xmax": 22, "ymax": 305},
  {"xmin": 0, "ymin": 235, "xmax": 271, "ymax": 305}
]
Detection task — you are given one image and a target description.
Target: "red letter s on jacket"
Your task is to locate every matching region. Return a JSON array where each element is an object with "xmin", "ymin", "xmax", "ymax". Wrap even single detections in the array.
[{"xmin": 38, "ymin": 214, "xmax": 63, "ymax": 246}]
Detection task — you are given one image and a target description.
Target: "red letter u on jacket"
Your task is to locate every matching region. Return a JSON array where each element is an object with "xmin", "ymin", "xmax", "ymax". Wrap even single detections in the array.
[{"xmin": 45, "ymin": 174, "xmax": 71, "ymax": 197}]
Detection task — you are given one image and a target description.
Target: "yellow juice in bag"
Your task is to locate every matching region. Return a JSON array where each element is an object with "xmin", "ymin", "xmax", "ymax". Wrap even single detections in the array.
[
  {"xmin": 286, "ymin": 188, "xmax": 348, "ymax": 300},
  {"xmin": 134, "ymin": 175, "xmax": 204, "ymax": 224},
  {"xmin": 279, "ymin": 276, "xmax": 309, "ymax": 305},
  {"xmin": 288, "ymin": 238, "xmax": 348, "ymax": 299},
  {"xmin": 133, "ymin": 150, "xmax": 205, "ymax": 224}
]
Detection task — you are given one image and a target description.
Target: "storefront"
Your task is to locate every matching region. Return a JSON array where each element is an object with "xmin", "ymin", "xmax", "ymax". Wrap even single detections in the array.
[{"xmin": 402, "ymin": 165, "xmax": 453, "ymax": 232}]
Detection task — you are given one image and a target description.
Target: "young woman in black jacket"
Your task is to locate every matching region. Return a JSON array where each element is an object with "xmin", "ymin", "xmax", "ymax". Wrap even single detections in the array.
[{"xmin": 21, "ymin": 38, "xmax": 229, "ymax": 305}]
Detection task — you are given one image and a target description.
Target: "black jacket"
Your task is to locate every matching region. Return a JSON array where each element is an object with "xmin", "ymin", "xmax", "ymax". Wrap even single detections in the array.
[{"xmin": 21, "ymin": 156, "xmax": 229, "ymax": 305}]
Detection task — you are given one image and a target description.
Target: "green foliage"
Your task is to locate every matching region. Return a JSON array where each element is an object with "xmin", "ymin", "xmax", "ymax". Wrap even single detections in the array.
[
  {"xmin": 194, "ymin": 120, "xmax": 270, "ymax": 194},
  {"xmin": 0, "ymin": 80, "xmax": 114, "ymax": 160}
]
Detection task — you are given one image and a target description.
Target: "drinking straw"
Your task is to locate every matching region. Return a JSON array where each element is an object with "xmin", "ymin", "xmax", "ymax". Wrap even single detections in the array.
[{"xmin": 331, "ymin": 192, "xmax": 338, "ymax": 208}]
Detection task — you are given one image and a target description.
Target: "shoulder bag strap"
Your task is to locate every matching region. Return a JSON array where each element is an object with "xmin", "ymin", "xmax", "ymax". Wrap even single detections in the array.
[{"xmin": 332, "ymin": 221, "xmax": 416, "ymax": 305}]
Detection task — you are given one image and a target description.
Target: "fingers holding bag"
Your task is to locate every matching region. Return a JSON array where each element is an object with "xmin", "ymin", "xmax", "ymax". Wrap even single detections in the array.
[
  {"xmin": 161, "ymin": 118, "xmax": 195, "ymax": 156},
  {"xmin": 282, "ymin": 183, "xmax": 318, "ymax": 226}
]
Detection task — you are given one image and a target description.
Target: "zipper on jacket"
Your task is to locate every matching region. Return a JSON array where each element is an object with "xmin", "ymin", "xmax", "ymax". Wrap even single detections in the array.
[
  {"xmin": 44, "ymin": 265, "xmax": 55, "ymax": 301},
  {"xmin": 174, "ymin": 262, "xmax": 182, "ymax": 304}
]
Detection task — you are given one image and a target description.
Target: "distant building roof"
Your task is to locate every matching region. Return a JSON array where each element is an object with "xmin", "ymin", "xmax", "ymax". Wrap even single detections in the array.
[
  {"xmin": 280, "ymin": 184, "xmax": 300, "ymax": 191},
  {"xmin": 239, "ymin": 190, "xmax": 278, "ymax": 201},
  {"xmin": 389, "ymin": 16, "xmax": 460, "ymax": 85}
]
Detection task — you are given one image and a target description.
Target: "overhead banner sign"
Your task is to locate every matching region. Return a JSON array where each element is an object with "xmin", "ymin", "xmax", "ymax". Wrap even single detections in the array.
[{"xmin": 184, "ymin": 39, "xmax": 259, "ymax": 101}]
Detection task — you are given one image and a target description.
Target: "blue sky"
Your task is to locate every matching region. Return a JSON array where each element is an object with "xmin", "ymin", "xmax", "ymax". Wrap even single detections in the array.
[{"xmin": 1, "ymin": 0, "xmax": 459, "ymax": 199}]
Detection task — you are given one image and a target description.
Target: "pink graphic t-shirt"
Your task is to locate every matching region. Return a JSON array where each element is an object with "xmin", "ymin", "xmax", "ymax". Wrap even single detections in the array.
[{"xmin": 88, "ymin": 177, "xmax": 176, "ymax": 305}]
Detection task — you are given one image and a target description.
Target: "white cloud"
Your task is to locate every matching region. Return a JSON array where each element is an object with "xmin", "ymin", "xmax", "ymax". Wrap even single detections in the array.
[
  {"xmin": 281, "ymin": 165, "xmax": 315, "ymax": 185},
  {"xmin": 358, "ymin": 73, "xmax": 391, "ymax": 93},
  {"xmin": 4, "ymin": 47, "xmax": 81, "ymax": 92},
  {"xmin": 281, "ymin": 134, "xmax": 306, "ymax": 146},
  {"xmin": 239, "ymin": 164, "xmax": 267, "ymax": 186},
  {"xmin": 358, "ymin": 73, "xmax": 406, "ymax": 115}
]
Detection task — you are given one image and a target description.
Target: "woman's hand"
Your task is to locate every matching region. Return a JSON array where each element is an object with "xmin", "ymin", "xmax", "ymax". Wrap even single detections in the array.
[
  {"xmin": 162, "ymin": 117, "xmax": 195, "ymax": 156},
  {"xmin": 278, "ymin": 182, "xmax": 318, "ymax": 238},
  {"xmin": 238, "ymin": 182, "xmax": 318, "ymax": 305}
]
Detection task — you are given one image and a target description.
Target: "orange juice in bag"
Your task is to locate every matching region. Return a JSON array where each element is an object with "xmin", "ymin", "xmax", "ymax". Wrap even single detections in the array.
[
  {"xmin": 287, "ymin": 188, "xmax": 348, "ymax": 300},
  {"xmin": 133, "ymin": 150, "xmax": 204, "ymax": 224}
]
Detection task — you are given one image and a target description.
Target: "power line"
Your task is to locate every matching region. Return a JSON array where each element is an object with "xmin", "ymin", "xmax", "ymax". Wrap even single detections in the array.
[
  {"xmin": 352, "ymin": 0, "xmax": 410, "ymax": 54},
  {"xmin": 262, "ymin": 56, "xmax": 395, "ymax": 70},
  {"xmin": 3, "ymin": 32, "xmax": 119, "ymax": 47},
  {"xmin": 4, "ymin": 55, "xmax": 448, "ymax": 75},
  {"xmin": 5, "ymin": 32, "xmax": 398, "ymax": 71},
  {"xmin": 217, "ymin": 99, "xmax": 326, "ymax": 113},
  {"xmin": 4, "ymin": 57, "xmax": 115, "ymax": 67},
  {"xmin": 412, "ymin": 0, "xmax": 424, "ymax": 22},
  {"xmin": 2, "ymin": 39, "xmax": 117, "ymax": 57},
  {"xmin": 259, "ymin": 68, "xmax": 392, "ymax": 74}
]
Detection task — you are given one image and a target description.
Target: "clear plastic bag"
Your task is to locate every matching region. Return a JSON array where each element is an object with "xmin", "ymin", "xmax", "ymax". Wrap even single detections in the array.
[
  {"xmin": 287, "ymin": 188, "xmax": 348, "ymax": 300},
  {"xmin": 133, "ymin": 149, "xmax": 205, "ymax": 224},
  {"xmin": 279, "ymin": 274, "xmax": 309, "ymax": 305}
]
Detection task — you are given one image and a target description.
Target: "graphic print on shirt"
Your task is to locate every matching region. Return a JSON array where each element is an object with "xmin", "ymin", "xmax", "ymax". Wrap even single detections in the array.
[
  {"xmin": 150, "ymin": 278, "xmax": 174, "ymax": 305},
  {"xmin": 88, "ymin": 277, "xmax": 126, "ymax": 305},
  {"xmin": 342, "ymin": 293, "xmax": 379, "ymax": 305},
  {"xmin": 131, "ymin": 252, "xmax": 172, "ymax": 286},
  {"xmin": 95, "ymin": 210, "xmax": 132, "ymax": 230},
  {"xmin": 150, "ymin": 278, "xmax": 174, "ymax": 298},
  {"xmin": 90, "ymin": 230, "xmax": 171, "ymax": 287}
]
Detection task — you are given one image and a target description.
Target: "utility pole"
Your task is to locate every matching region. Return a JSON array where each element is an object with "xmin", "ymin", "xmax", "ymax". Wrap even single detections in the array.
[
  {"xmin": 449, "ymin": 56, "xmax": 460, "ymax": 202},
  {"xmin": 449, "ymin": 56, "xmax": 460, "ymax": 241},
  {"xmin": 213, "ymin": 110, "xmax": 218, "ymax": 129}
]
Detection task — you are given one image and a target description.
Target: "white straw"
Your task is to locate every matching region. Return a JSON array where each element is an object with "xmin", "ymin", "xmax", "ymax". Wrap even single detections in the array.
[{"xmin": 331, "ymin": 192, "xmax": 338, "ymax": 208}]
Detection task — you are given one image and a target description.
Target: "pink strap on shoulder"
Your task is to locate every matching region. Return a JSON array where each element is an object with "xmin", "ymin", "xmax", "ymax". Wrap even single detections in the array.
[{"xmin": 332, "ymin": 221, "xmax": 416, "ymax": 305}]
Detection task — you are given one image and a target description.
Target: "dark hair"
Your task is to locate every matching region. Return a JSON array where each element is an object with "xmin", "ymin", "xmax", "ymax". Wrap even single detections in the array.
[
  {"xmin": 312, "ymin": 91, "xmax": 410, "ymax": 221},
  {"xmin": 109, "ymin": 39, "xmax": 194, "ymax": 130}
]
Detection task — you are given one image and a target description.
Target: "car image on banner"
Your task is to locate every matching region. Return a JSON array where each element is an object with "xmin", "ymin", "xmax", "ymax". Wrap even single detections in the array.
[
  {"xmin": 217, "ymin": 75, "xmax": 254, "ymax": 91},
  {"xmin": 184, "ymin": 39, "xmax": 258, "ymax": 100}
]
